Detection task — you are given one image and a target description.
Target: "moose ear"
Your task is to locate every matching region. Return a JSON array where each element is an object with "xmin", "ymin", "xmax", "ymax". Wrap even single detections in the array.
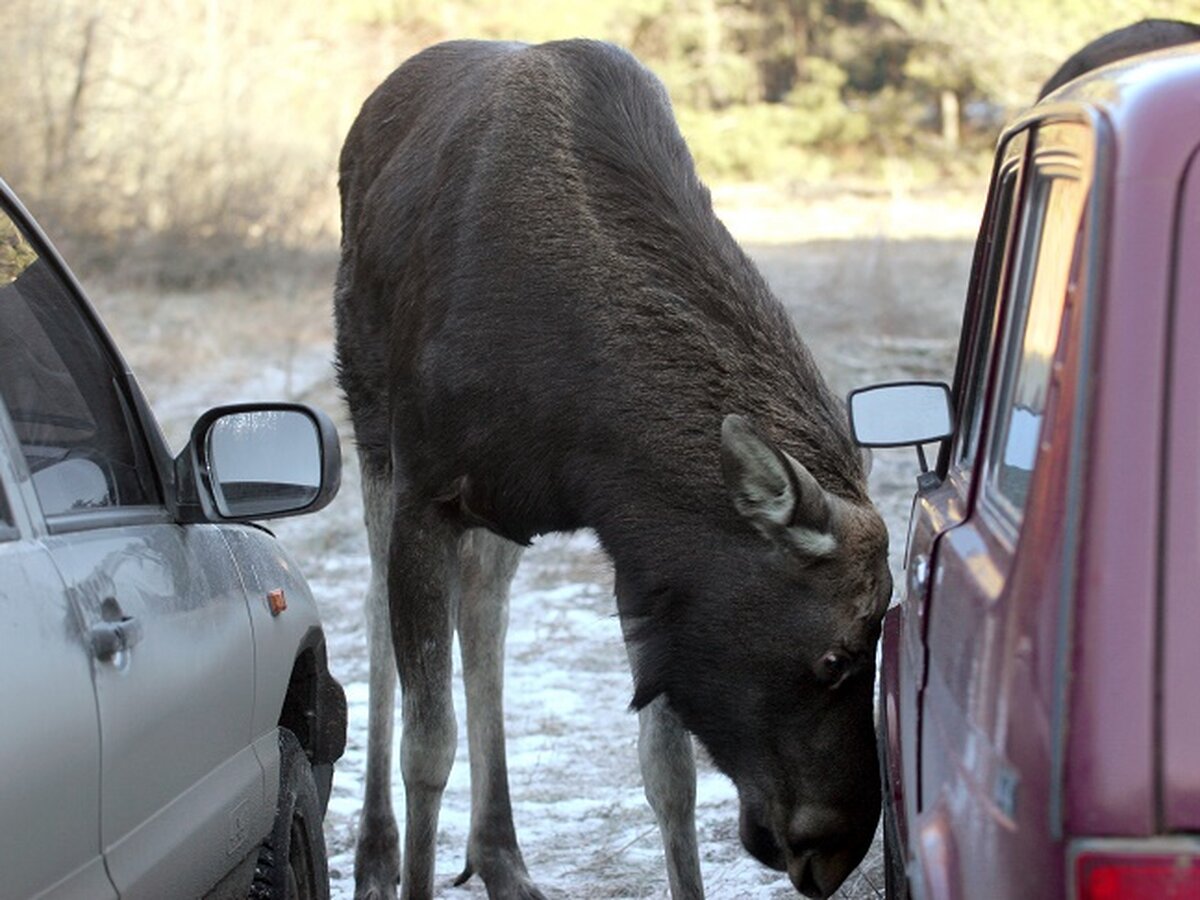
[{"xmin": 720, "ymin": 414, "xmax": 837, "ymax": 558}]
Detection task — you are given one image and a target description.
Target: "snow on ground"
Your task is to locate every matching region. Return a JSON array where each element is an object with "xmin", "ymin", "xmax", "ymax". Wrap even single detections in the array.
[{"xmin": 104, "ymin": 217, "xmax": 975, "ymax": 900}]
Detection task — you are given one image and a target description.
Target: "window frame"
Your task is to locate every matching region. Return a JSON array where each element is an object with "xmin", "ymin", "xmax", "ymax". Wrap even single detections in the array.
[
  {"xmin": 0, "ymin": 393, "xmax": 37, "ymax": 541},
  {"xmin": 976, "ymin": 120, "xmax": 1095, "ymax": 545},
  {"xmin": 945, "ymin": 130, "xmax": 1031, "ymax": 485},
  {"xmin": 0, "ymin": 185, "xmax": 171, "ymax": 531}
]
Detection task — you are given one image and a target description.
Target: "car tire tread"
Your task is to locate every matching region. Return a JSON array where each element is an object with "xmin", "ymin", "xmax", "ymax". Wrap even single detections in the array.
[{"xmin": 249, "ymin": 728, "xmax": 330, "ymax": 900}]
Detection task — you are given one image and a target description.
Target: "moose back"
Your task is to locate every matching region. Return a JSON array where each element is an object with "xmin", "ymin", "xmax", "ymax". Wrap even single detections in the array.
[{"xmin": 334, "ymin": 39, "xmax": 891, "ymax": 900}]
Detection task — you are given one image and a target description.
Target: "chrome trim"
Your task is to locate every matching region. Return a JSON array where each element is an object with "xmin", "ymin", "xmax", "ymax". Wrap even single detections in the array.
[{"xmin": 45, "ymin": 506, "xmax": 173, "ymax": 535}]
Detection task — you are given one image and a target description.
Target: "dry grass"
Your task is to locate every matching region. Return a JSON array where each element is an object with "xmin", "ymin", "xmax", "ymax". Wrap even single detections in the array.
[{"xmin": 711, "ymin": 181, "xmax": 985, "ymax": 243}]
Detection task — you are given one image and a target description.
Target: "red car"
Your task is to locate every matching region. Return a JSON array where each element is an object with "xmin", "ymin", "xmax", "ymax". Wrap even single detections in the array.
[{"xmin": 849, "ymin": 45, "xmax": 1200, "ymax": 899}]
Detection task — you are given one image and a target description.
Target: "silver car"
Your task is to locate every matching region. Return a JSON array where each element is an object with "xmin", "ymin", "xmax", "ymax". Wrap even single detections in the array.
[{"xmin": 0, "ymin": 178, "xmax": 347, "ymax": 900}]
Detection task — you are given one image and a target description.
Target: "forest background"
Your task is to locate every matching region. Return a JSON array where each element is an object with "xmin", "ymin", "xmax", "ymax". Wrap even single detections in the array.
[{"xmin": 4, "ymin": 0, "xmax": 1200, "ymax": 284}]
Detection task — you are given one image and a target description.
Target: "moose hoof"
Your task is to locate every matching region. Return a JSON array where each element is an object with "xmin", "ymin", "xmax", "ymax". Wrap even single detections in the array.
[
  {"xmin": 457, "ymin": 851, "xmax": 547, "ymax": 900},
  {"xmin": 353, "ymin": 884, "xmax": 398, "ymax": 900},
  {"xmin": 353, "ymin": 854, "xmax": 399, "ymax": 900},
  {"xmin": 481, "ymin": 879, "xmax": 548, "ymax": 900},
  {"xmin": 354, "ymin": 817, "xmax": 400, "ymax": 900}
]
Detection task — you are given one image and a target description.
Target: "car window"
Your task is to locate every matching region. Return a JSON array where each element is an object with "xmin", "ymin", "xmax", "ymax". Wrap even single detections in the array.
[
  {"xmin": 982, "ymin": 122, "xmax": 1091, "ymax": 529},
  {"xmin": 0, "ymin": 208, "xmax": 159, "ymax": 517},
  {"xmin": 952, "ymin": 131, "xmax": 1028, "ymax": 475}
]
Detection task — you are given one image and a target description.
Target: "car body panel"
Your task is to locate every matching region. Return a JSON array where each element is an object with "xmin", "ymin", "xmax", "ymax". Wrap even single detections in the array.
[
  {"xmin": 874, "ymin": 44, "xmax": 1200, "ymax": 899},
  {"xmin": 1162, "ymin": 143, "xmax": 1200, "ymax": 833},
  {"xmin": 98, "ymin": 746, "xmax": 269, "ymax": 900},
  {"xmin": 221, "ymin": 528, "xmax": 329, "ymax": 744},
  {"xmin": 0, "ymin": 514, "xmax": 116, "ymax": 900},
  {"xmin": 885, "ymin": 128, "xmax": 1030, "ymax": 877},
  {"xmin": 43, "ymin": 524, "xmax": 264, "ymax": 898},
  {"xmin": 1061, "ymin": 54, "xmax": 1200, "ymax": 838}
]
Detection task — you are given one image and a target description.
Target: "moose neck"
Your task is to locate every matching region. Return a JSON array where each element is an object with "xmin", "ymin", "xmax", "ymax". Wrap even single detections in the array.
[{"xmin": 590, "ymin": 473, "xmax": 744, "ymax": 620}]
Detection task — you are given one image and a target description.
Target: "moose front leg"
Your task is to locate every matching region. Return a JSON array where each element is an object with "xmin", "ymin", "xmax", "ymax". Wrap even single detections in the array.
[
  {"xmin": 637, "ymin": 696, "xmax": 706, "ymax": 899},
  {"xmin": 356, "ymin": 585, "xmax": 401, "ymax": 899},
  {"xmin": 390, "ymin": 500, "xmax": 461, "ymax": 900},
  {"xmin": 622, "ymin": 612, "xmax": 705, "ymax": 899},
  {"xmin": 355, "ymin": 464, "xmax": 401, "ymax": 900},
  {"xmin": 455, "ymin": 530, "xmax": 546, "ymax": 899}
]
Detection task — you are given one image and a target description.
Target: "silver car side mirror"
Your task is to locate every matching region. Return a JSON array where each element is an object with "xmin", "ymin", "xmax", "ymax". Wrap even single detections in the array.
[
  {"xmin": 176, "ymin": 402, "xmax": 341, "ymax": 523},
  {"xmin": 207, "ymin": 409, "xmax": 323, "ymax": 518}
]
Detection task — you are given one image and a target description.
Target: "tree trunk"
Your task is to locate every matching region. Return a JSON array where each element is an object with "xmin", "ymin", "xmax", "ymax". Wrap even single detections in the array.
[{"xmin": 940, "ymin": 88, "xmax": 960, "ymax": 150}]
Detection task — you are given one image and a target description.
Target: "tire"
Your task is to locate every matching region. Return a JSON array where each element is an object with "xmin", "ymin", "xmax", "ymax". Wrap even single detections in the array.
[{"xmin": 250, "ymin": 729, "xmax": 330, "ymax": 900}]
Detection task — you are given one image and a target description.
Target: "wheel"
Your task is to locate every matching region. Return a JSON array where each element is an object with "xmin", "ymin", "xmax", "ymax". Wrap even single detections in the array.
[{"xmin": 250, "ymin": 729, "xmax": 330, "ymax": 900}]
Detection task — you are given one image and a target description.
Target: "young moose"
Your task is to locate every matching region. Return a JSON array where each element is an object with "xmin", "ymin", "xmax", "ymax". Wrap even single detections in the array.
[{"xmin": 335, "ymin": 39, "xmax": 891, "ymax": 900}]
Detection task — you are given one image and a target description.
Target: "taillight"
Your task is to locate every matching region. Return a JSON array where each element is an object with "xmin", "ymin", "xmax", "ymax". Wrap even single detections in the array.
[{"xmin": 1075, "ymin": 849, "xmax": 1200, "ymax": 899}]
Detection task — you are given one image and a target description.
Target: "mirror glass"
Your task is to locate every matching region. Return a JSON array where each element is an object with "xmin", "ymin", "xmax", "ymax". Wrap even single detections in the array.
[
  {"xmin": 849, "ymin": 382, "xmax": 954, "ymax": 447},
  {"xmin": 207, "ymin": 410, "xmax": 321, "ymax": 517}
]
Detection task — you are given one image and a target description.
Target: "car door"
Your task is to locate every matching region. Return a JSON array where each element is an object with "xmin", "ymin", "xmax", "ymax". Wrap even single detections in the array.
[
  {"xmin": 1161, "ymin": 136, "xmax": 1200, "ymax": 836},
  {"xmin": 0, "ymin": 401, "xmax": 116, "ymax": 900},
  {"xmin": 909, "ymin": 120, "xmax": 1095, "ymax": 897},
  {"xmin": 0, "ymin": 201, "xmax": 265, "ymax": 898},
  {"xmin": 891, "ymin": 127, "xmax": 1028, "ymax": 857}
]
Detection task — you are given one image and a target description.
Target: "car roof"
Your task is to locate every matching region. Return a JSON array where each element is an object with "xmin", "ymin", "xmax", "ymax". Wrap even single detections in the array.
[
  {"xmin": 1042, "ymin": 39, "xmax": 1200, "ymax": 102},
  {"xmin": 1033, "ymin": 42, "xmax": 1200, "ymax": 166}
]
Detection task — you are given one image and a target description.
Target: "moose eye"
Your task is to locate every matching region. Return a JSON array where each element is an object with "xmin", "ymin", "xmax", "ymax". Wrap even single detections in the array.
[{"xmin": 818, "ymin": 651, "xmax": 852, "ymax": 688}]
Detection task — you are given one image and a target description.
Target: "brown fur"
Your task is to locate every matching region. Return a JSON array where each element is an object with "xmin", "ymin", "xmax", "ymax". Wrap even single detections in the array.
[{"xmin": 335, "ymin": 40, "xmax": 890, "ymax": 900}]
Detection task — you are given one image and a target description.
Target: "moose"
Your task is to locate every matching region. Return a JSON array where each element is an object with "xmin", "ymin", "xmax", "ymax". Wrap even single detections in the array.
[{"xmin": 334, "ymin": 39, "xmax": 891, "ymax": 900}]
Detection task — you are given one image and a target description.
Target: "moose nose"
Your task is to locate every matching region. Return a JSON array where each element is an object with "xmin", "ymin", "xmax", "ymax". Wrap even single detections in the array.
[
  {"xmin": 785, "ymin": 807, "xmax": 863, "ymax": 899},
  {"xmin": 787, "ymin": 849, "xmax": 858, "ymax": 899}
]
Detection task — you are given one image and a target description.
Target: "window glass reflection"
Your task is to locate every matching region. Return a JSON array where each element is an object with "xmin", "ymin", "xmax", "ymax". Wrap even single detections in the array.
[{"xmin": 207, "ymin": 410, "xmax": 320, "ymax": 517}]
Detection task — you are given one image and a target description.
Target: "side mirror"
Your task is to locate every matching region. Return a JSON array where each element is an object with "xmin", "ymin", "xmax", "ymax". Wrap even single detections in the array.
[
  {"xmin": 847, "ymin": 381, "xmax": 954, "ymax": 477},
  {"xmin": 176, "ymin": 403, "xmax": 341, "ymax": 522}
]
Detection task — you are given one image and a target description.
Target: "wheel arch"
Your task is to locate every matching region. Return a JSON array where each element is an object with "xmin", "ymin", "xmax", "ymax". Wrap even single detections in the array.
[{"xmin": 276, "ymin": 627, "xmax": 347, "ymax": 811}]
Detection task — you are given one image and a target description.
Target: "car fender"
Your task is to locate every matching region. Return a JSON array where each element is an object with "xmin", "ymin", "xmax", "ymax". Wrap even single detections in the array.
[{"xmin": 218, "ymin": 525, "xmax": 346, "ymax": 765}]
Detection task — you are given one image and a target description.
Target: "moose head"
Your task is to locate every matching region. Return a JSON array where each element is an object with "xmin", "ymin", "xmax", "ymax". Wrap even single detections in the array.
[{"xmin": 625, "ymin": 415, "xmax": 890, "ymax": 898}]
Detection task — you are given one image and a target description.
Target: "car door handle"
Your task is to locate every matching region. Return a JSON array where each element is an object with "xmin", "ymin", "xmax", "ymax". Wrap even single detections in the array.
[{"xmin": 90, "ymin": 616, "xmax": 144, "ymax": 660}]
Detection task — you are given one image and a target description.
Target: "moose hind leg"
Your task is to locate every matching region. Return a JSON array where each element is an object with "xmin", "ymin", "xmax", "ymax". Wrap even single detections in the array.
[
  {"xmin": 637, "ymin": 697, "xmax": 705, "ymax": 899},
  {"xmin": 391, "ymin": 494, "xmax": 461, "ymax": 900},
  {"xmin": 355, "ymin": 462, "xmax": 401, "ymax": 900},
  {"xmin": 455, "ymin": 529, "xmax": 546, "ymax": 900}
]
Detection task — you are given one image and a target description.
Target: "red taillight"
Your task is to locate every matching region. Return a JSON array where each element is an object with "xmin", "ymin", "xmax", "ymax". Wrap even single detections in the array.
[{"xmin": 1075, "ymin": 850, "xmax": 1200, "ymax": 900}]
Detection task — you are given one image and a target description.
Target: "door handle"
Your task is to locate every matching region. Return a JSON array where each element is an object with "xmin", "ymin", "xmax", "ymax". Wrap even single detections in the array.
[{"xmin": 91, "ymin": 604, "xmax": 144, "ymax": 660}]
